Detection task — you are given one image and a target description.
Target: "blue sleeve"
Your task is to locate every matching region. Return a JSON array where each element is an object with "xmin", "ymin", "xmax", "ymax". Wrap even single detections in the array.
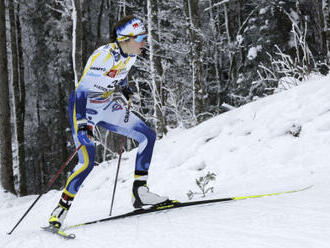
[{"xmin": 75, "ymin": 85, "xmax": 88, "ymax": 122}]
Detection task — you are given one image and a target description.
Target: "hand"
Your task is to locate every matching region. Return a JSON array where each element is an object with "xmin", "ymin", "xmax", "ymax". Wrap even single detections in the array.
[
  {"xmin": 77, "ymin": 124, "xmax": 94, "ymax": 146},
  {"xmin": 121, "ymin": 86, "xmax": 133, "ymax": 100}
]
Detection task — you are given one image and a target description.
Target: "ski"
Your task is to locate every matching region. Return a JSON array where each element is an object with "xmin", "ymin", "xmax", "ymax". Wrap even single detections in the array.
[
  {"xmin": 41, "ymin": 225, "xmax": 76, "ymax": 239},
  {"xmin": 65, "ymin": 185, "xmax": 312, "ymax": 231}
]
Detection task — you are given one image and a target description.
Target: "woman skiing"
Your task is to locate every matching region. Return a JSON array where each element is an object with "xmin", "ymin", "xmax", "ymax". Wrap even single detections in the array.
[{"xmin": 48, "ymin": 15, "xmax": 169, "ymax": 230}]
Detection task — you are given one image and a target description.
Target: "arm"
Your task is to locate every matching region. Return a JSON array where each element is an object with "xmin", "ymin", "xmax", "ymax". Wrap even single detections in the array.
[
  {"xmin": 74, "ymin": 49, "xmax": 107, "ymax": 123},
  {"xmin": 74, "ymin": 85, "xmax": 94, "ymax": 145},
  {"xmin": 75, "ymin": 85, "xmax": 88, "ymax": 124}
]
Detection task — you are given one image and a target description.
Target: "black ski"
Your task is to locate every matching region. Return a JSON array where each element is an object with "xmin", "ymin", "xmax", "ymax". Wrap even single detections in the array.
[{"xmin": 65, "ymin": 185, "xmax": 312, "ymax": 231}]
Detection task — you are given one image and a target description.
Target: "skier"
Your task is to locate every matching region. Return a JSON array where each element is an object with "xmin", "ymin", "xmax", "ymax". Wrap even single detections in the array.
[{"xmin": 48, "ymin": 15, "xmax": 169, "ymax": 230}]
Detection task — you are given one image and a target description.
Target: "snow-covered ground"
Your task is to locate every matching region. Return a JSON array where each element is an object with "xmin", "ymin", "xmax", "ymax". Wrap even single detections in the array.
[{"xmin": 1, "ymin": 74, "xmax": 330, "ymax": 248}]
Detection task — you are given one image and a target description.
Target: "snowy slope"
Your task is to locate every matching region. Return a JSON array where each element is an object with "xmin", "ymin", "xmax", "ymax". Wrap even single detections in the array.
[{"xmin": 1, "ymin": 74, "xmax": 330, "ymax": 248}]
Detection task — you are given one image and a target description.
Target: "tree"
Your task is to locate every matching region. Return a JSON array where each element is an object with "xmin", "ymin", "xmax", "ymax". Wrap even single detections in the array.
[
  {"xmin": 324, "ymin": 0, "xmax": 330, "ymax": 56},
  {"xmin": 71, "ymin": 0, "xmax": 83, "ymax": 85},
  {"xmin": 184, "ymin": 0, "xmax": 206, "ymax": 124},
  {"xmin": 0, "ymin": 0, "xmax": 15, "ymax": 194},
  {"xmin": 147, "ymin": 0, "xmax": 168, "ymax": 137},
  {"xmin": 9, "ymin": 0, "xmax": 27, "ymax": 196}
]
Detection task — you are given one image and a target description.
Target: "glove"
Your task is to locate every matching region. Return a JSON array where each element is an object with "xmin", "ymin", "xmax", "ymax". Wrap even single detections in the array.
[
  {"xmin": 77, "ymin": 123, "xmax": 94, "ymax": 146},
  {"xmin": 121, "ymin": 86, "xmax": 134, "ymax": 100}
]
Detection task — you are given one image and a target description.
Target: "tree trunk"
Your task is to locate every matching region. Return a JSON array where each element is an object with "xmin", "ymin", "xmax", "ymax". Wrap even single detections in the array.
[
  {"xmin": 9, "ymin": 0, "xmax": 26, "ymax": 196},
  {"xmin": 184, "ymin": 0, "xmax": 205, "ymax": 123},
  {"xmin": 0, "ymin": 0, "xmax": 15, "ymax": 194},
  {"xmin": 323, "ymin": 0, "xmax": 330, "ymax": 56},
  {"xmin": 317, "ymin": 0, "xmax": 327, "ymax": 57},
  {"xmin": 208, "ymin": 0, "xmax": 222, "ymax": 113},
  {"xmin": 224, "ymin": 2, "xmax": 239, "ymax": 98},
  {"xmin": 107, "ymin": 0, "xmax": 115, "ymax": 41},
  {"xmin": 97, "ymin": 0, "xmax": 105, "ymax": 41},
  {"xmin": 57, "ymin": 82, "xmax": 69, "ymax": 189},
  {"xmin": 72, "ymin": 0, "xmax": 83, "ymax": 86},
  {"xmin": 155, "ymin": 1, "xmax": 168, "ymax": 136},
  {"xmin": 148, "ymin": 0, "xmax": 167, "ymax": 137},
  {"xmin": 82, "ymin": 0, "xmax": 92, "ymax": 66},
  {"xmin": 16, "ymin": 3, "xmax": 25, "ymax": 126}
]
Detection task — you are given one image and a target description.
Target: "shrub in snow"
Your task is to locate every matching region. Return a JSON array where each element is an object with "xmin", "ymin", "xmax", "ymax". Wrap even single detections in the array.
[
  {"xmin": 187, "ymin": 171, "xmax": 216, "ymax": 200},
  {"xmin": 257, "ymin": 10, "xmax": 316, "ymax": 92}
]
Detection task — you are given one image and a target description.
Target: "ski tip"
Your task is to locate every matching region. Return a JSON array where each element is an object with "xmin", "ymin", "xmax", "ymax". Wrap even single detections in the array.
[
  {"xmin": 298, "ymin": 185, "xmax": 314, "ymax": 192},
  {"xmin": 305, "ymin": 185, "xmax": 314, "ymax": 189}
]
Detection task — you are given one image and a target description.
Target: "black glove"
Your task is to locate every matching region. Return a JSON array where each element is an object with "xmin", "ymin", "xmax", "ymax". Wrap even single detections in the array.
[{"xmin": 121, "ymin": 86, "xmax": 134, "ymax": 100}]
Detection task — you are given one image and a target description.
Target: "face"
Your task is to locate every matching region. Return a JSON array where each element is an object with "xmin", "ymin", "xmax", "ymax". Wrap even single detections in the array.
[{"xmin": 122, "ymin": 34, "xmax": 147, "ymax": 55}]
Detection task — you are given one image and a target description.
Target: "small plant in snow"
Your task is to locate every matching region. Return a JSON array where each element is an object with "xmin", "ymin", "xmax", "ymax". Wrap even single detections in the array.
[
  {"xmin": 287, "ymin": 123, "xmax": 302, "ymax": 137},
  {"xmin": 187, "ymin": 172, "xmax": 216, "ymax": 200}
]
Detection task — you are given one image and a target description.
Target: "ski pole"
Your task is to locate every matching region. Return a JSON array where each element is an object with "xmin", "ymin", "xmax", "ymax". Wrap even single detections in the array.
[
  {"xmin": 109, "ymin": 98, "xmax": 132, "ymax": 216},
  {"xmin": 7, "ymin": 144, "xmax": 82, "ymax": 235}
]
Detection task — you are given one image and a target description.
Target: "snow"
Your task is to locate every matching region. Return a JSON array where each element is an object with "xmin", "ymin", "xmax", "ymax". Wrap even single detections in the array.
[
  {"xmin": 236, "ymin": 34, "xmax": 244, "ymax": 45},
  {"xmin": 2, "ymin": 74, "xmax": 330, "ymax": 247},
  {"xmin": 259, "ymin": 7, "xmax": 269, "ymax": 15},
  {"xmin": 247, "ymin": 45, "xmax": 262, "ymax": 60},
  {"xmin": 290, "ymin": 10, "xmax": 299, "ymax": 23}
]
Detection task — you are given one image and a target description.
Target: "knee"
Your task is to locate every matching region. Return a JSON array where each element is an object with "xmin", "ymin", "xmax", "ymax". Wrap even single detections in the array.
[{"xmin": 136, "ymin": 125, "xmax": 156, "ymax": 147}]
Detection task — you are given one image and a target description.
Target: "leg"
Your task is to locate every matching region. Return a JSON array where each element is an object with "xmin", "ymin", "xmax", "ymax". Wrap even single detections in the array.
[
  {"xmin": 63, "ymin": 142, "xmax": 95, "ymax": 197},
  {"xmin": 97, "ymin": 103, "xmax": 156, "ymax": 177},
  {"xmin": 96, "ymin": 101, "xmax": 168, "ymax": 208},
  {"xmin": 49, "ymin": 93, "xmax": 96, "ymax": 228}
]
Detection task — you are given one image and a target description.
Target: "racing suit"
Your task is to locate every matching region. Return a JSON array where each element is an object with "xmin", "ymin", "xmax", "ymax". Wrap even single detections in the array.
[{"xmin": 64, "ymin": 42, "xmax": 156, "ymax": 197}]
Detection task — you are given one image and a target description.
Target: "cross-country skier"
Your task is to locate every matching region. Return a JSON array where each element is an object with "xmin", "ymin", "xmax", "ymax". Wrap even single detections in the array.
[{"xmin": 48, "ymin": 15, "xmax": 169, "ymax": 230}]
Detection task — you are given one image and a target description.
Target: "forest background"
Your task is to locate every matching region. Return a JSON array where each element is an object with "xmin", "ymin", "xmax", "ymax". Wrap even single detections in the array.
[{"xmin": 0, "ymin": 0, "xmax": 329, "ymax": 196}]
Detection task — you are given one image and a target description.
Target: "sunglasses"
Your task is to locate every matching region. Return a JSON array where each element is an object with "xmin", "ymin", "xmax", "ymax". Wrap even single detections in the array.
[
  {"xmin": 118, "ymin": 33, "xmax": 147, "ymax": 43},
  {"xmin": 133, "ymin": 34, "xmax": 147, "ymax": 43}
]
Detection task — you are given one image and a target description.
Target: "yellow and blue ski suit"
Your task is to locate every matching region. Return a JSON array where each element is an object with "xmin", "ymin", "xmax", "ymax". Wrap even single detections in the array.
[{"xmin": 64, "ymin": 42, "xmax": 156, "ymax": 197}]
